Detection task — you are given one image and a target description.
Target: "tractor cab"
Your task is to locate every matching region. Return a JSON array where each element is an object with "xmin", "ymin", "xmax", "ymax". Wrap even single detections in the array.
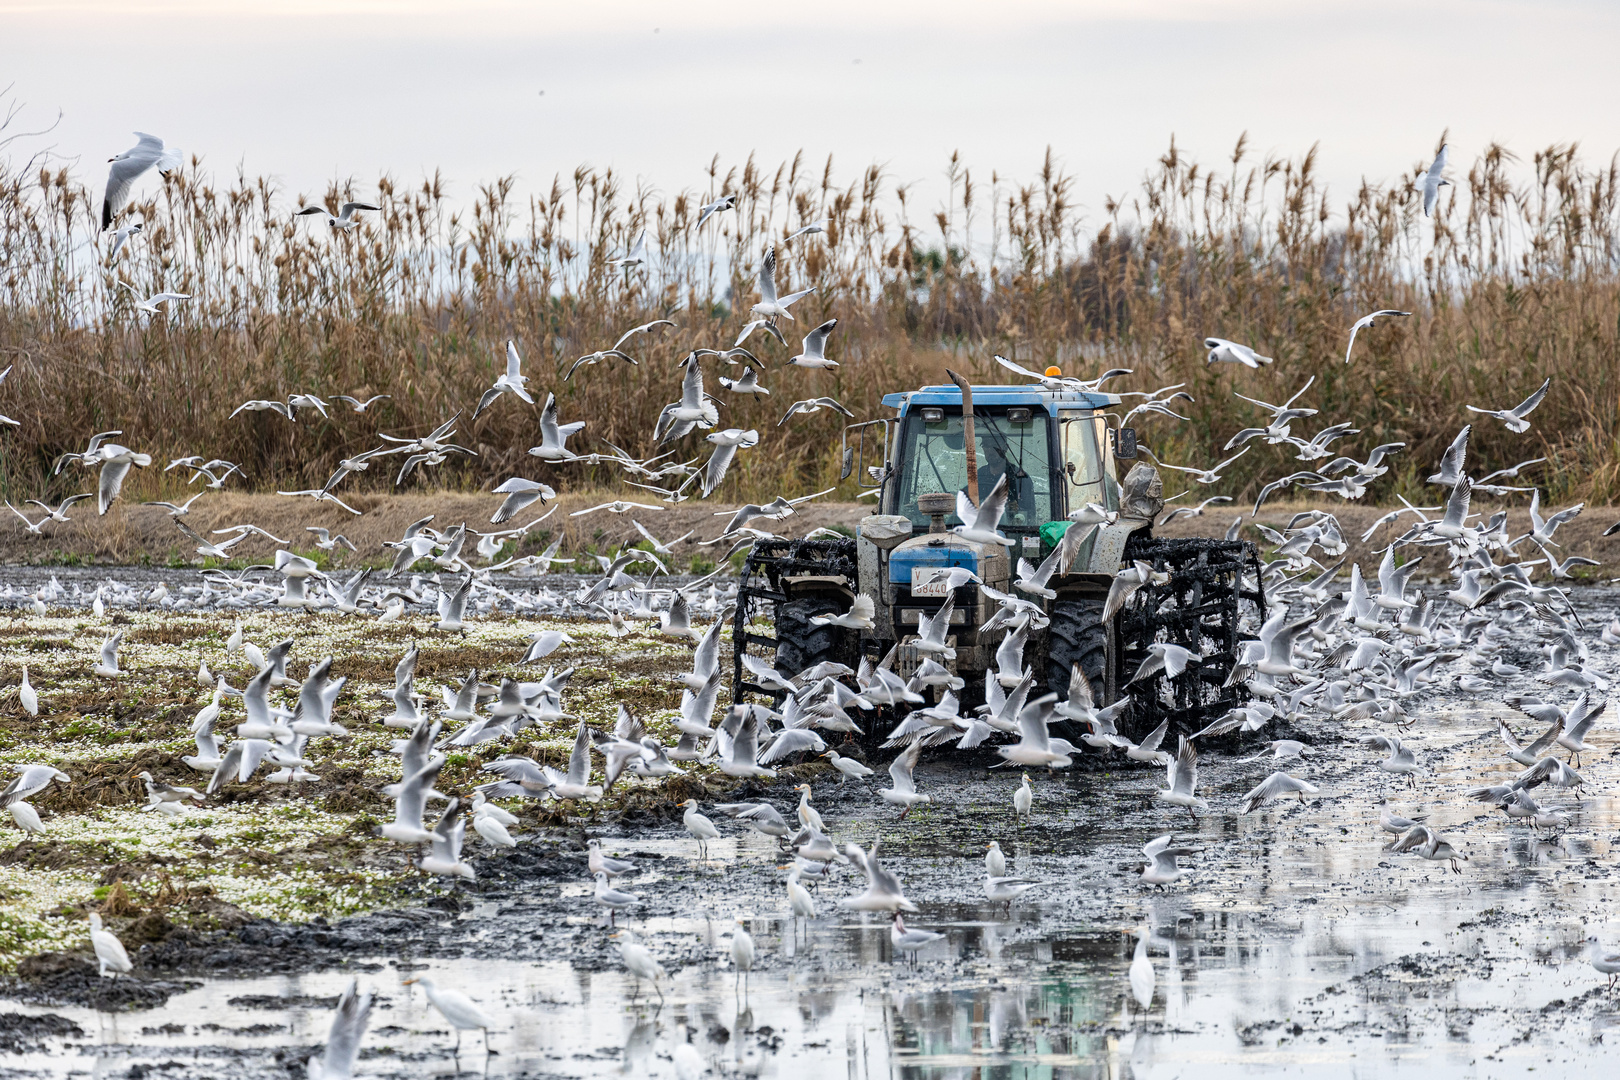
[
  {"xmin": 837, "ymin": 382, "xmax": 1159, "ymax": 693},
  {"xmin": 881, "ymin": 384, "xmax": 1121, "ymax": 534}
]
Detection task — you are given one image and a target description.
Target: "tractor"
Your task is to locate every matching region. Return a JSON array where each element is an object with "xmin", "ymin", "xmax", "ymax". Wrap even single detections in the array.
[{"xmin": 731, "ymin": 372, "xmax": 1266, "ymax": 743}]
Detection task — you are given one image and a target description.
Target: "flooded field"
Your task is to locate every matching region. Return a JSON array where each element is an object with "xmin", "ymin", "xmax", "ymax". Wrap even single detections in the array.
[{"xmin": 0, "ymin": 581, "xmax": 1616, "ymax": 1077}]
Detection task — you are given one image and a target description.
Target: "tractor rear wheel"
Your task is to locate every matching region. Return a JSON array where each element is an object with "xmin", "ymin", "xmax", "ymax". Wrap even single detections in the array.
[
  {"xmin": 1044, "ymin": 597, "xmax": 1107, "ymax": 705},
  {"xmin": 774, "ymin": 595, "xmax": 854, "ymax": 678}
]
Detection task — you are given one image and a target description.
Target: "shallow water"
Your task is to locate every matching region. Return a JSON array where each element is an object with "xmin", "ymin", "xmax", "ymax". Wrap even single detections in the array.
[
  {"xmin": 7, "ymin": 779, "xmax": 1620, "ymax": 1076},
  {"xmin": 2, "ymin": 585, "xmax": 1619, "ymax": 1077},
  {"xmin": 6, "ymin": 894, "xmax": 1618, "ymax": 1078}
]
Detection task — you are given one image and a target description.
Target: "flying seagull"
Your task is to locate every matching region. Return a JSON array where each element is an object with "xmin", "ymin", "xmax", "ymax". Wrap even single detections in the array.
[
  {"xmin": 116, "ymin": 281, "xmax": 190, "ymax": 315},
  {"xmin": 1204, "ymin": 337, "xmax": 1272, "ymax": 368},
  {"xmin": 1344, "ymin": 309, "xmax": 1412, "ymax": 364},
  {"xmin": 102, "ymin": 132, "xmax": 183, "ymax": 230},
  {"xmin": 777, "ymin": 396, "xmax": 852, "ymax": 426},
  {"xmin": 784, "ymin": 219, "xmax": 827, "ymax": 244},
  {"xmin": 109, "ymin": 222, "xmax": 143, "ymax": 261},
  {"xmin": 334, "ymin": 394, "xmax": 390, "ymax": 412},
  {"xmin": 473, "ymin": 340, "xmax": 535, "ymax": 418},
  {"xmin": 789, "ymin": 320, "xmax": 839, "ymax": 369},
  {"xmin": 490, "ymin": 477, "xmax": 555, "ymax": 524},
  {"xmin": 1423, "ymin": 144, "xmax": 1451, "ymax": 217},
  {"xmin": 751, "ymin": 246, "xmax": 815, "ymax": 323},
  {"xmin": 295, "ymin": 202, "xmax": 381, "ymax": 230},
  {"xmin": 694, "ymin": 194, "xmax": 735, "ymax": 229},
  {"xmin": 1466, "ymin": 377, "xmax": 1551, "ymax": 434},
  {"xmin": 609, "ymin": 228, "xmax": 648, "ymax": 270}
]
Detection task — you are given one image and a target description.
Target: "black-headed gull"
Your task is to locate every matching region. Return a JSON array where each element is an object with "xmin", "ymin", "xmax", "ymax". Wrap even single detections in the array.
[
  {"xmin": 1465, "ymin": 376, "xmax": 1550, "ymax": 433},
  {"xmin": 102, "ymin": 132, "xmax": 182, "ymax": 230},
  {"xmin": 305, "ymin": 979, "xmax": 373, "ymax": 1080},
  {"xmin": 777, "ymin": 395, "xmax": 851, "ymax": 425},
  {"xmin": 1238, "ymin": 770, "xmax": 1319, "ymax": 814},
  {"xmin": 783, "ymin": 219, "xmax": 827, "ymax": 244},
  {"xmin": 1156, "ymin": 737, "xmax": 1207, "ymax": 821},
  {"xmin": 1422, "ymin": 144, "xmax": 1451, "ymax": 216},
  {"xmin": 91, "ymin": 442, "xmax": 152, "ymax": 514},
  {"xmin": 608, "ymin": 228, "xmax": 649, "ymax": 270},
  {"xmin": 652, "ymin": 357, "xmax": 719, "ymax": 443},
  {"xmin": 1, "ymin": 764, "xmax": 71, "ymax": 807},
  {"xmin": 1204, "ymin": 337, "xmax": 1272, "ymax": 368},
  {"xmin": 109, "ymin": 221, "xmax": 143, "ymax": 261},
  {"xmin": 700, "ymin": 427, "xmax": 759, "ymax": 496},
  {"xmin": 1139, "ymin": 834, "xmax": 1197, "ymax": 886},
  {"xmin": 1343, "ymin": 308, "xmax": 1412, "ymax": 363},
  {"xmin": 5, "ymin": 502, "xmax": 46, "ymax": 535},
  {"xmin": 116, "ymin": 280, "xmax": 190, "ymax": 315},
  {"xmin": 527, "ymin": 394, "xmax": 585, "ymax": 460},
  {"xmin": 694, "ymin": 195, "xmax": 735, "ymax": 229},
  {"xmin": 148, "ymin": 492, "xmax": 205, "ymax": 517},
  {"xmin": 953, "ymin": 472, "xmax": 1014, "ymax": 546},
  {"xmin": 295, "ymin": 201, "xmax": 380, "ymax": 230},
  {"xmin": 474, "ymin": 341, "xmax": 536, "ymax": 417},
  {"xmin": 879, "ymin": 741, "xmax": 930, "ymax": 818},
  {"xmin": 489, "ymin": 477, "xmax": 555, "ymax": 523},
  {"xmin": 333, "ymin": 393, "xmax": 390, "ymax": 412},
  {"xmin": 1427, "ymin": 424, "xmax": 1470, "ymax": 486},
  {"xmin": 232, "ymin": 398, "xmax": 293, "ymax": 420},
  {"xmin": 718, "ymin": 365, "xmax": 769, "ymax": 395},
  {"xmin": 788, "ymin": 319, "xmax": 839, "ymax": 369},
  {"xmin": 889, "ymin": 914, "xmax": 945, "ymax": 963},
  {"xmin": 750, "ymin": 246, "xmax": 815, "ymax": 322}
]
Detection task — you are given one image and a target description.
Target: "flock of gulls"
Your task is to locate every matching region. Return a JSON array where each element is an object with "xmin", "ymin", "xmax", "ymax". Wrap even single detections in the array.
[{"xmin": 0, "ymin": 135, "xmax": 1618, "ymax": 1073}]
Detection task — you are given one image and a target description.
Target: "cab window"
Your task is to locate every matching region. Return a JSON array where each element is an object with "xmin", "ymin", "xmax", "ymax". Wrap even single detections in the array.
[{"xmin": 890, "ymin": 407, "xmax": 1054, "ymax": 531}]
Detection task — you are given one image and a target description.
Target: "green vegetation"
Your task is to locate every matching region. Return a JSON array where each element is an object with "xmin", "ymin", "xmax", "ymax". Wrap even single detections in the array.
[{"xmin": 0, "ymin": 604, "xmax": 718, "ymax": 970}]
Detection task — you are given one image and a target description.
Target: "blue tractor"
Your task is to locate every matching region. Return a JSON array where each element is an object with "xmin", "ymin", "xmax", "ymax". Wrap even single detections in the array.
[{"xmin": 732, "ymin": 374, "xmax": 1264, "ymax": 742}]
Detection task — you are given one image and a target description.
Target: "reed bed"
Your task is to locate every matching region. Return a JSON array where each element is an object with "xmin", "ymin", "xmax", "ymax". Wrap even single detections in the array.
[{"xmin": 1, "ymin": 134, "xmax": 1617, "ymax": 509}]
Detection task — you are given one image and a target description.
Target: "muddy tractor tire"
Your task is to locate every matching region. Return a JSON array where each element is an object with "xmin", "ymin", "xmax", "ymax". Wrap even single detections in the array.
[
  {"xmin": 773, "ymin": 596, "xmax": 855, "ymax": 680},
  {"xmin": 1044, "ymin": 596, "xmax": 1107, "ymax": 706}
]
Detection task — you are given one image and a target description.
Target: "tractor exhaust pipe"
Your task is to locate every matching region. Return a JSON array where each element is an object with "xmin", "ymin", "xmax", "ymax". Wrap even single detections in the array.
[{"xmin": 944, "ymin": 368, "xmax": 978, "ymax": 506}]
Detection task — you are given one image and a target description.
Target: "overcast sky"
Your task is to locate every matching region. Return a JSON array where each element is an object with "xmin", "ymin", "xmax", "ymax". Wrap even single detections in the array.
[{"xmin": 4, "ymin": 0, "xmax": 1619, "ymax": 227}]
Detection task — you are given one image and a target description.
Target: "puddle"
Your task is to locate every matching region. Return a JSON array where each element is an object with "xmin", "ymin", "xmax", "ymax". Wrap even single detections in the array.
[{"xmin": 5, "ymin": 897, "xmax": 1617, "ymax": 1078}]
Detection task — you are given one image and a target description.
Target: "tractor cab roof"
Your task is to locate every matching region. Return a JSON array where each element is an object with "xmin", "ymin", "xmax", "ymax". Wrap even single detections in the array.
[{"xmin": 881, "ymin": 384, "xmax": 1119, "ymax": 415}]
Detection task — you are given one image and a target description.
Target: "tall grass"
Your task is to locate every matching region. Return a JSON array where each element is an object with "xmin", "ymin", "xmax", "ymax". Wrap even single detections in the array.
[{"xmin": 1, "ymin": 131, "xmax": 1617, "ymax": 509}]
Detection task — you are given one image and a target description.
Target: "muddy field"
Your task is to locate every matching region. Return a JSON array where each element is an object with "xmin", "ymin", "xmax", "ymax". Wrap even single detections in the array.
[
  {"xmin": 3, "ymin": 494, "xmax": 1619, "ymax": 581},
  {"xmin": 0, "ymin": 493, "xmax": 872, "ymax": 571},
  {"xmin": 0, "ymin": 571, "xmax": 1614, "ymax": 1077}
]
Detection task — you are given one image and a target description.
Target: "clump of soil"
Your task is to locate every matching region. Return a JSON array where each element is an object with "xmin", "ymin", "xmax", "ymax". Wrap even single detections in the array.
[
  {"xmin": 3, "ymin": 951, "xmax": 198, "ymax": 1011},
  {"xmin": 0, "ymin": 1010, "xmax": 83, "ymax": 1053}
]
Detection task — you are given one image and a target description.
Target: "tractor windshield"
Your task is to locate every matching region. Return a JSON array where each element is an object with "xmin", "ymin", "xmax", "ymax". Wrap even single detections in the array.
[{"xmin": 891, "ymin": 408, "xmax": 1055, "ymax": 532}]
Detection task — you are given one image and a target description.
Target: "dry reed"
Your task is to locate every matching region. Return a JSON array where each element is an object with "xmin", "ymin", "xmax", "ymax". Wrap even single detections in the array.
[{"xmin": 2, "ymin": 130, "xmax": 1617, "ymax": 510}]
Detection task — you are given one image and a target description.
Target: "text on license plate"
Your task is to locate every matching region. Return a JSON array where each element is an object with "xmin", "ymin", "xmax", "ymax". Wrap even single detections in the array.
[{"xmin": 910, "ymin": 567, "xmax": 954, "ymax": 596}]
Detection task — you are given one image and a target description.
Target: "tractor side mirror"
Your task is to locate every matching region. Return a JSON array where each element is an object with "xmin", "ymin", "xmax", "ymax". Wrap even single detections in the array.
[
  {"xmin": 1116, "ymin": 427, "xmax": 1138, "ymax": 460},
  {"xmin": 840, "ymin": 446, "xmax": 854, "ymax": 481}
]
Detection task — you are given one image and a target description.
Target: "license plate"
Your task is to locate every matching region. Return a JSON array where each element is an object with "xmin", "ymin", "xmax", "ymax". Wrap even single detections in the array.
[
  {"xmin": 910, "ymin": 567, "xmax": 954, "ymax": 596},
  {"xmin": 897, "ymin": 640, "xmax": 956, "ymax": 677}
]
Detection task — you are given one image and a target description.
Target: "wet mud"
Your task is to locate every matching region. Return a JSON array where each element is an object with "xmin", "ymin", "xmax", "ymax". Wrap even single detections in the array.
[{"xmin": 0, "ymin": 586, "xmax": 1618, "ymax": 1076}]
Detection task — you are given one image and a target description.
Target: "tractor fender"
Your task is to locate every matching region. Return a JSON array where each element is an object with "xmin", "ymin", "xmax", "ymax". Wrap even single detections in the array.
[
  {"xmin": 780, "ymin": 574, "xmax": 855, "ymax": 603},
  {"xmin": 1081, "ymin": 519, "xmax": 1151, "ymax": 575},
  {"xmin": 1081, "ymin": 462, "xmax": 1163, "ymax": 574},
  {"xmin": 857, "ymin": 515, "xmax": 913, "ymax": 640}
]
